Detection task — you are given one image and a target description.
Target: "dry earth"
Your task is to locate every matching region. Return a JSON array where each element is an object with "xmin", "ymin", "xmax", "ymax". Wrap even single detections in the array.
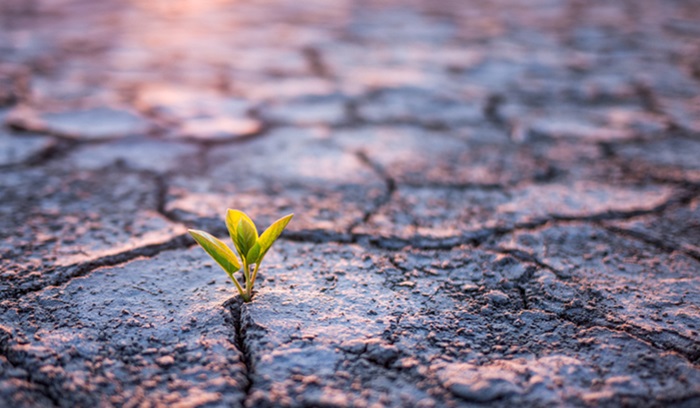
[{"xmin": 1, "ymin": 0, "xmax": 699, "ymax": 407}]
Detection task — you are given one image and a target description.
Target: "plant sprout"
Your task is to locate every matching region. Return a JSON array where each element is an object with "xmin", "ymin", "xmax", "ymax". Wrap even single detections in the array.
[{"xmin": 188, "ymin": 209, "xmax": 293, "ymax": 302}]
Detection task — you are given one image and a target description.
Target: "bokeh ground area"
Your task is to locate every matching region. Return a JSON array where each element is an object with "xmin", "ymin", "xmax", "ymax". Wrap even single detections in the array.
[{"xmin": 1, "ymin": 0, "xmax": 699, "ymax": 406}]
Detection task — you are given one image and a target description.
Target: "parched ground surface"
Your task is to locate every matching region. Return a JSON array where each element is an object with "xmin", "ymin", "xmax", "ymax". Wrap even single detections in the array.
[{"xmin": 1, "ymin": 0, "xmax": 699, "ymax": 406}]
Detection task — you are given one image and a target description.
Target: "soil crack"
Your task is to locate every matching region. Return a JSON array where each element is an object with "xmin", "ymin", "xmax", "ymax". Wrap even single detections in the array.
[
  {"xmin": 556, "ymin": 310, "xmax": 700, "ymax": 366},
  {"xmin": 3, "ymin": 233, "xmax": 193, "ymax": 300},
  {"xmin": 603, "ymin": 224, "xmax": 700, "ymax": 261},
  {"xmin": 226, "ymin": 298, "xmax": 254, "ymax": 407},
  {"xmin": 349, "ymin": 150, "xmax": 397, "ymax": 234}
]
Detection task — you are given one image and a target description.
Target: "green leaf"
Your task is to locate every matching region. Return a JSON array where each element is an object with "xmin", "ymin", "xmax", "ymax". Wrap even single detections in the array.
[
  {"xmin": 257, "ymin": 213, "xmax": 294, "ymax": 263},
  {"xmin": 247, "ymin": 243, "xmax": 261, "ymax": 264},
  {"xmin": 188, "ymin": 229, "xmax": 241, "ymax": 279},
  {"xmin": 226, "ymin": 209, "xmax": 257, "ymax": 257},
  {"xmin": 236, "ymin": 218, "xmax": 258, "ymax": 259}
]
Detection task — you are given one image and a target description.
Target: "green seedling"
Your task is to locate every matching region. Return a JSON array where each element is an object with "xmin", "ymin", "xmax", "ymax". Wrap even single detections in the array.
[{"xmin": 188, "ymin": 209, "xmax": 293, "ymax": 302}]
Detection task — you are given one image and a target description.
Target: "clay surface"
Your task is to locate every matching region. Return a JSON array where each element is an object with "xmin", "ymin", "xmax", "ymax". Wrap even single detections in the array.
[{"xmin": 1, "ymin": 0, "xmax": 699, "ymax": 407}]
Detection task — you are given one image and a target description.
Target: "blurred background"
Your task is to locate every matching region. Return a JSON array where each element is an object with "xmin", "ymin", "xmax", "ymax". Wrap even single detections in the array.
[{"xmin": 1, "ymin": 0, "xmax": 699, "ymax": 288}]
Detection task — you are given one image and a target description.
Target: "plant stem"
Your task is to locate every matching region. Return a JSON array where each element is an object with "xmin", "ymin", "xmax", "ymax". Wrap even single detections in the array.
[
  {"xmin": 250, "ymin": 263, "xmax": 261, "ymax": 291},
  {"xmin": 242, "ymin": 260, "xmax": 250, "ymax": 283},
  {"xmin": 244, "ymin": 263, "xmax": 261, "ymax": 300},
  {"xmin": 241, "ymin": 261, "xmax": 251, "ymax": 301},
  {"xmin": 229, "ymin": 274, "xmax": 246, "ymax": 299}
]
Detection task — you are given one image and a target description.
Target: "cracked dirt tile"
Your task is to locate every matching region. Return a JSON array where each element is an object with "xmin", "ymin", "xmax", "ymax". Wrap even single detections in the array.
[
  {"xmin": 637, "ymin": 62, "xmax": 700, "ymax": 100},
  {"xmin": 179, "ymin": 117, "xmax": 263, "ymax": 142},
  {"xmin": 334, "ymin": 126, "xmax": 555, "ymax": 187},
  {"xmin": 260, "ymin": 94, "xmax": 348, "ymax": 126},
  {"xmin": 523, "ymin": 110, "xmax": 656, "ymax": 142},
  {"xmin": 658, "ymin": 96, "xmax": 700, "ymax": 133},
  {"xmin": 0, "ymin": 166, "xmax": 186, "ymax": 297},
  {"xmin": 354, "ymin": 182, "xmax": 676, "ymax": 243},
  {"xmin": 0, "ymin": 64, "xmax": 28, "ymax": 105},
  {"xmin": 7, "ymin": 106, "xmax": 150, "ymax": 140},
  {"xmin": 320, "ymin": 42, "xmax": 451, "ymax": 96},
  {"xmin": 62, "ymin": 139, "xmax": 200, "ymax": 174},
  {"xmin": 237, "ymin": 77, "xmax": 337, "ymax": 101},
  {"xmin": 453, "ymin": 58, "xmax": 531, "ymax": 94},
  {"xmin": 229, "ymin": 48, "xmax": 311, "ymax": 77},
  {"xmin": 134, "ymin": 85, "xmax": 262, "ymax": 141},
  {"xmin": 0, "ymin": 129, "xmax": 56, "ymax": 167},
  {"xmin": 495, "ymin": 223, "xmax": 700, "ymax": 360},
  {"xmin": 615, "ymin": 137, "xmax": 700, "ymax": 183},
  {"xmin": 0, "ymin": 247, "xmax": 247, "ymax": 407},
  {"xmin": 356, "ymin": 87, "xmax": 484, "ymax": 127},
  {"xmin": 27, "ymin": 71, "xmax": 117, "ymax": 109},
  {"xmin": 499, "ymin": 94, "xmax": 670, "ymax": 142},
  {"xmin": 165, "ymin": 127, "xmax": 385, "ymax": 236},
  {"xmin": 347, "ymin": 8, "xmax": 457, "ymax": 44},
  {"xmin": 320, "ymin": 42, "xmax": 483, "ymax": 89},
  {"xmin": 607, "ymin": 197, "xmax": 700, "ymax": 257},
  {"xmin": 563, "ymin": 72, "xmax": 638, "ymax": 103}
]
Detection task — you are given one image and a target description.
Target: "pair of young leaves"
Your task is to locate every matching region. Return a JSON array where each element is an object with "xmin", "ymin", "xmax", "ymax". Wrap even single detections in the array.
[{"xmin": 189, "ymin": 209, "xmax": 293, "ymax": 299}]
